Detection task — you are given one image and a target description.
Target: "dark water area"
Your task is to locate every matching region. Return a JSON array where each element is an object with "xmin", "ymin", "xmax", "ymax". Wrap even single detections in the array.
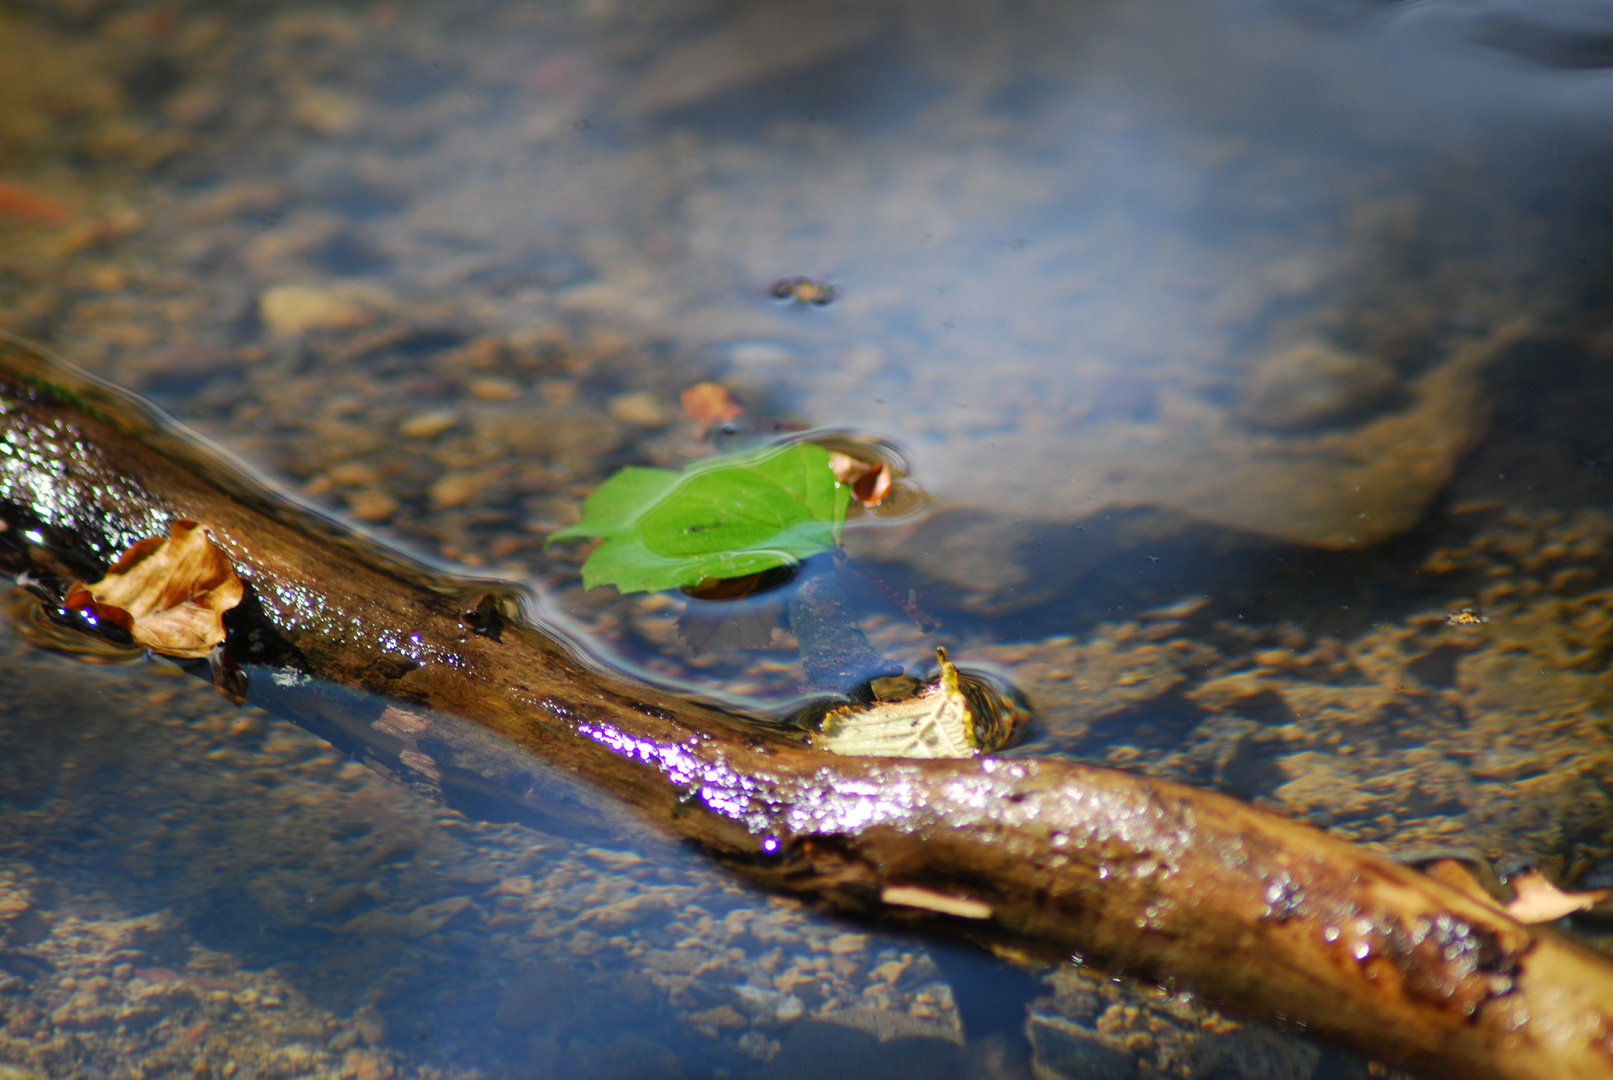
[{"xmin": 4, "ymin": 0, "xmax": 1613, "ymax": 1076}]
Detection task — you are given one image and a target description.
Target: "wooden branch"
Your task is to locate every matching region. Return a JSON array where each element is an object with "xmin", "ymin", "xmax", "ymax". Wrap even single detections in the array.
[{"xmin": 2, "ymin": 332, "xmax": 1613, "ymax": 1080}]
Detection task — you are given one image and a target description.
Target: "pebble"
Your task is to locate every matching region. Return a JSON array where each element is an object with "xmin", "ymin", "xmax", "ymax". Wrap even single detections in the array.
[
  {"xmin": 827, "ymin": 933, "xmax": 867, "ymax": 955},
  {"xmin": 353, "ymin": 1005, "xmax": 387, "ymax": 1047},
  {"xmin": 1237, "ymin": 341, "xmax": 1400, "ymax": 432},
  {"xmin": 608, "ymin": 391, "xmax": 671, "ymax": 426},
  {"xmin": 344, "ymin": 489, "xmax": 399, "ymax": 522},
  {"xmin": 467, "ymin": 377, "xmax": 523, "ymax": 401},
  {"xmin": 329, "ymin": 462, "xmax": 382, "ymax": 486},
  {"xmin": 687, "ymin": 1005, "xmax": 747, "ymax": 1030},
  {"xmin": 259, "ymin": 284, "xmax": 383, "ymax": 337},
  {"xmin": 427, "ymin": 472, "xmax": 486, "ymax": 510},
  {"xmin": 403, "ymin": 896, "xmax": 472, "ymax": 938},
  {"xmin": 398, "ymin": 409, "xmax": 459, "ymax": 440},
  {"xmin": 289, "ymin": 87, "xmax": 365, "ymax": 136}
]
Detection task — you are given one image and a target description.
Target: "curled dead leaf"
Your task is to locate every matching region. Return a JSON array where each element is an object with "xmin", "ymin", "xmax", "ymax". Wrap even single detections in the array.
[
  {"xmin": 680, "ymin": 382, "xmax": 744, "ymax": 432},
  {"xmin": 1504, "ymin": 871, "xmax": 1611, "ymax": 924},
  {"xmin": 828, "ymin": 450, "xmax": 892, "ymax": 508},
  {"xmin": 66, "ymin": 519, "xmax": 243, "ymax": 659},
  {"xmin": 811, "ymin": 648, "xmax": 1022, "ymax": 758}
]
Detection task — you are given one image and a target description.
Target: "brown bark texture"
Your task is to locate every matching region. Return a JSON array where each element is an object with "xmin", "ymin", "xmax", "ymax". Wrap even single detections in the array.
[{"xmin": 1, "ymin": 332, "xmax": 1612, "ymax": 1079}]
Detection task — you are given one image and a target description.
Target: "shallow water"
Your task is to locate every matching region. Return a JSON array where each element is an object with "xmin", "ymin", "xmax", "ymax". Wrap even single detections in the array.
[{"xmin": 3, "ymin": 0, "xmax": 1613, "ymax": 1076}]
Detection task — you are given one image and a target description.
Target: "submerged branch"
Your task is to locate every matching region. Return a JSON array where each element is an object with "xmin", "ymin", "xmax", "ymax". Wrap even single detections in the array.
[{"xmin": 1, "ymin": 333, "xmax": 1612, "ymax": 1080}]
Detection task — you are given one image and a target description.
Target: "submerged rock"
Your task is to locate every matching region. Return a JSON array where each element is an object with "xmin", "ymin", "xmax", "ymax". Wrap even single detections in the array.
[{"xmin": 1235, "ymin": 340, "xmax": 1402, "ymax": 432}]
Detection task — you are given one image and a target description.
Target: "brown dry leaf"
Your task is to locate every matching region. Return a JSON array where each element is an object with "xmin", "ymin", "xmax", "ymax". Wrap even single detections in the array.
[
  {"xmin": 828, "ymin": 451, "xmax": 892, "ymax": 507},
  {"xmin": 0, "ymin": 181, "xmax": 72, "ymax": 225},
  {"xmin": 681, "ymin": 382, "xmax": 744, "ymax": 431},
  {"xmin": 1503, "ymin": 871, "xmax": 1611, "ymax": 924},
  {"xmin": 66, "ymin": 519, "xmax": 243, "ymax": 658}
]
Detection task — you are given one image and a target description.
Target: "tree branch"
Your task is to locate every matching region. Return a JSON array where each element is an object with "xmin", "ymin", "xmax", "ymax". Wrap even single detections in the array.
[{"xmin": 2, "ymin": 332, "xmax": 1612, "ymax": 1080}]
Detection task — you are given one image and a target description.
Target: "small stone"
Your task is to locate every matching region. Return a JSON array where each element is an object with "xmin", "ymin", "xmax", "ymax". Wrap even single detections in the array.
[
  {"xmin": 608, "ymin": 391, "xmax": 671, "ymax": 426},
  {"xmin": 329, "ymin": 462, "xmax": 382, "ymax": 486},
  {"xmin": 774, "ymin": 995, "xmax": 804, "ymax": 1022},
  {"xmin": 399, "ymin": 409, "xmax": 459, "ymax": 440},
  {"xmin": 404, "ymin": 896, "xmax": 471, "ymax": 938},
  {"xmin": 353, "ymin": 1005, "xmax": 387, "ymax": 1046},
  {"xmin": 290, "ymin": 87, "xmax": 364, "ymax": 135},
  {"xmin": 259, "ymin": 284, "xmax": 383, "ymax": 337},
  {"xmin": 687, "ymin": 1004, "xmax": 747, "ymax": 1029},
  {"xmin": 440, "ymin": 336, "xmax": 505, "ymax": 370},
  {"xmin": 342, "ymin": 1049, "xmax": 393, "ymax": 1080},
  {"xmin": 467, "ymin": 377, "xmax": 522, "ymax": 401},
  {"xmin": 1237, "ymin": 341, "xmax": 1400, "ymax": 432},
  {"xmin": 88, "ymin": 264, "xmax": 126, "ymax": 291},
  {"xmin": 427, "ymin": 472, "xmax": 485, "ymax": 510},
  {"xmin": 827, "ymin": 933, "xmax": 866, "ymax": 955},
  {"xmin": 872, "ymin": 958, "xmax": 909, "ymax": 984},
  {"xmin": 345, "ymin": 489, "xmax": 399, "ymax": 522}
]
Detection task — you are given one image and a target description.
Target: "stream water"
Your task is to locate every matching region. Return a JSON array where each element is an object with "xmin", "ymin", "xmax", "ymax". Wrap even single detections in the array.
[{"xmin": 4, "ymin": 0, "xmax": 1613, "ymax": 1077}]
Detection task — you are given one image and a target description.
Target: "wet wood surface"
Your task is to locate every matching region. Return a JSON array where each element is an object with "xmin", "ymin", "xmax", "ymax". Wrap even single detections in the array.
[{"xmin": 2, "ymin": 333, "xmax": 1612, "ymax": 1080}]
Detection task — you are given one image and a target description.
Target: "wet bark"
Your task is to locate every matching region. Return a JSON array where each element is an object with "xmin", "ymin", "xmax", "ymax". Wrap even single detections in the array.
[{"xmin": 2, "ymin": 332, "xmax": 1613, "ymax": 1080}]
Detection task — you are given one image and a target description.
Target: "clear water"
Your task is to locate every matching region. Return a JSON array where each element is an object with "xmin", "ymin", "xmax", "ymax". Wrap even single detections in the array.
[{"xmin": 4, "ymin": 0, "xmax": 1613, "ymax": 1076}]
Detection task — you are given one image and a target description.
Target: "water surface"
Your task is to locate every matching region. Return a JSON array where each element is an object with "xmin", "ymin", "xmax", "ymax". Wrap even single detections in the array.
[{"xmin": 4, "ymin": 0, "xmax": 1613, "ymax": 1076}]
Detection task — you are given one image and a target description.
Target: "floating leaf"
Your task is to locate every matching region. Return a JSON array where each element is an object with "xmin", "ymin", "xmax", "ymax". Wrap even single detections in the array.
[
  {"xmin": 66, "ymin": 519, "xmax": 243, "ymax": 659},
  {"xmin": 550, "ymin": 442, "xmax": 850, "ymax": 594}
]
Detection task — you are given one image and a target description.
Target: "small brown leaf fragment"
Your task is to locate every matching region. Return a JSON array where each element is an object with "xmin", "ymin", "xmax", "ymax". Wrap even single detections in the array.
[
  {"xmin": 71, "ymin": 519, "xmax": 243, "ymax": 659},
  {"xmin": 827, "ymin": 451, "xmax": 892, "ymax": 507},
  {"xmin": 768, "ymin": 277, "xmax": 836, "ymax": 306},
  {"xmin": 680, "ymin": 382, "xmax": 744, "ymax": 432},
  {"xmin": 1504, "ymin": 871, "xmax": 1610, "ymax": 924},
  {"xmin": 0, "ymin": 182, "xmax": 72, "ymax": 226}
]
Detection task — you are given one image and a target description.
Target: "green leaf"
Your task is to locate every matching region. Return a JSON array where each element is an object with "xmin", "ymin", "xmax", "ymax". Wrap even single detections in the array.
[{"xmin": 549, "ymin": 442, "xmax": 851, "ymax": 594}]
